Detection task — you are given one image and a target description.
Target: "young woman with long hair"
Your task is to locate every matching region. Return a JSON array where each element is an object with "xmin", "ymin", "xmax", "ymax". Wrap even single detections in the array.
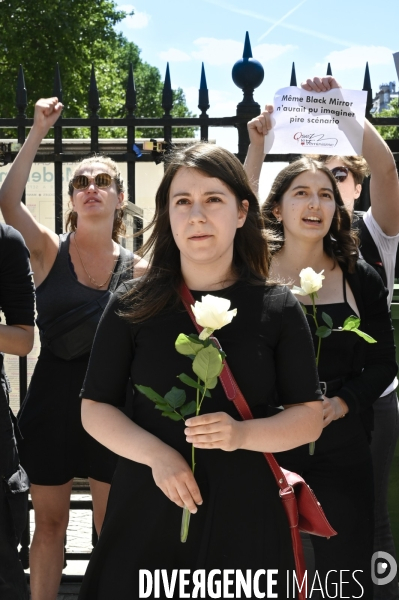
[
  {"xmin": 78, "ymin": 142, "xmax": 323, "ymax": 599},
  {"xmin": 245, "ymin": 75, "xmax": 399, "ymax": 600},
  {"xmin": 258, "ymin": 156, "xmax": 397, "ymax": 598}
]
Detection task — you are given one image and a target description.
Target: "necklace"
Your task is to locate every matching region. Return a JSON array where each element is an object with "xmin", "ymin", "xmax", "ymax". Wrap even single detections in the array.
[{"xmin": 73, "ymin": 233, "xmax": 116, "ymax": 289}]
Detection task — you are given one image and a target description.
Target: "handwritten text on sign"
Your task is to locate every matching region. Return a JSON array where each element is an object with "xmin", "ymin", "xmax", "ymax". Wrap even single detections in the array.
[{"xmin": 264, "ymin": 86, "xmax": 367, "ymax": 155}]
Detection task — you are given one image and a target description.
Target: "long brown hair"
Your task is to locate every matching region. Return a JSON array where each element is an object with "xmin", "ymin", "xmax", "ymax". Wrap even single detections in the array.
[
  {"xmin": 122, "ymin": 142, "xmax": 270, "ymax": 323},
  {"xmin": 262, "ymin": 157, "xmax": 359, "ymax": 272},
  {"xmin": 65, "ymin": 155, "xmax": 127, "ymax": 242}
]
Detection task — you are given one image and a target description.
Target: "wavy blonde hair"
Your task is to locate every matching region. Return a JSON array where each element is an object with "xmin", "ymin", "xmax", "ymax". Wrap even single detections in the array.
[{"xmin": 65, "ymin": 155, "xmax": 127, "ymax": 242}]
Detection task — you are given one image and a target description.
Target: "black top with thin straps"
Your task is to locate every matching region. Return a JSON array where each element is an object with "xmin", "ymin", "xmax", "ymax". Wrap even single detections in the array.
[
  {"xmin": 302, "ymin": 272, "xmax": 358, "ymax": 392},
  {"xmin": 17, "ymin": 232, "xmax": 134, "ymax": 485},
  {"xmin": 303, "ymin": 261, "xmax": 397, "ymax": 432},
  {"xmin": 36, "ymin": 232, "xmax": 131, "ymax": 333}
]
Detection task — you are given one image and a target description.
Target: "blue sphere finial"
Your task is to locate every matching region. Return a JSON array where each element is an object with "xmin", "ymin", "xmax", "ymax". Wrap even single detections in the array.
[{"xmin": 232, "ymin": 32, "xmax": 264, "ymax": 98}]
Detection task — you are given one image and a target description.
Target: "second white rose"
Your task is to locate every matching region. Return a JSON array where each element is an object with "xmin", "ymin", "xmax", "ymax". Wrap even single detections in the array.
[{"xmin": 292, "ymin": 267, "xmax": 325, "ymax": 296}]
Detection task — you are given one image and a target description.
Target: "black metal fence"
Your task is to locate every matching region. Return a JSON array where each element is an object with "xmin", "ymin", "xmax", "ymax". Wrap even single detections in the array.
[{"xmin": 1, "ymin": 31, "xmax": 398, "ymax": 569}]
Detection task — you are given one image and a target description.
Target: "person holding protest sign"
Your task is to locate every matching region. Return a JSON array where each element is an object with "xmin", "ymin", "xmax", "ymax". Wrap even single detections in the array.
[
  {"xmin": 245, "ymin": 75, "xmax": 399, "ymax": 600},
  {"xmin": 77, "ymin": 142, "xmax": 324, "ymax": 600},
  {"xmin": 0, "ymin": 97, "xmax": 146, "ymax": 600},
  {"xmin": 0, "ymin": 223, "xmax": 34, "ymax": 600}
]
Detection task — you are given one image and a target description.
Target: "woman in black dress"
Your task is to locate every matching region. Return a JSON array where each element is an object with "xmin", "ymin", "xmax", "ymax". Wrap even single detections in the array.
[
  {"xmin": 261, "ymin": 158, "xmax": 397, "ymax": 598},
  {"xmin": 79, "ymin": 143, "xmax": 323, "ymax": 599},
  {"xmin": 0, "ymin": 98, "xmax": 146, "ymax": 600}
]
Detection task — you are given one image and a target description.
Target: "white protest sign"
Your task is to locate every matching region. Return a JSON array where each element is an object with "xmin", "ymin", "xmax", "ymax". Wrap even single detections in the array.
[{"xmin": 264, "ymin": 86, "xmax": 367, "ymax": 155}]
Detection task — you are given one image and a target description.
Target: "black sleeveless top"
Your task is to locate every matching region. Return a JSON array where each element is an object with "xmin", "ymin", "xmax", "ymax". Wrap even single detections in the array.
[
  {"xmin": 36, "ymin": 233, "xmax": 133, "ymax": 332},
  {"xmin": 302, "ymin": 274, "xmax": 359, "ymax": 389}
]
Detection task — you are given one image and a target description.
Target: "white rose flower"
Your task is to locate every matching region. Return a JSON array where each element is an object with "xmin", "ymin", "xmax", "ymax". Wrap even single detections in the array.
[
  {"xmin": 191, "ymin": 294, "xmax": 237, "ymax": 340},
  {"xmin": 292, "ymin": 267, "xmax": 325, "ymax": 297}
]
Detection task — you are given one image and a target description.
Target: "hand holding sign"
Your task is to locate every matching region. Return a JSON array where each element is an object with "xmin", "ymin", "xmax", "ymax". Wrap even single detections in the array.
[{"xmin": 264, "ymin": 79, "xmax": 367, "ymax": 156}]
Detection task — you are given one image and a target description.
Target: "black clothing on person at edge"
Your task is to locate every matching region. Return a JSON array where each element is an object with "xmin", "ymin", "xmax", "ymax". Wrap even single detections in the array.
[
  {"xmin": 17, "ymin": 232, "xmax": 133, "ymax": 485},
  {"xmin": 274, "ymin": 260, "xmax": 397, "ymax": 600},
  {"xmin": 0, "ymin": 223, "xmax": 35, "ymax": 600},
  {"xmin": 78, "ymin": 281, "xmax": 322, "ymax": 600}
]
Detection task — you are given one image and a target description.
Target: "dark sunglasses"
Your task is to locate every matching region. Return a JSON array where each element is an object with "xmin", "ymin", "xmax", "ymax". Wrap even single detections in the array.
[
  {"xmin": 71, "ymin": 173, "xmax": 114, "ymax": 190},
  {"xmin": 330, "ymin": 166, "xmax": 349, "ymax": 183}
]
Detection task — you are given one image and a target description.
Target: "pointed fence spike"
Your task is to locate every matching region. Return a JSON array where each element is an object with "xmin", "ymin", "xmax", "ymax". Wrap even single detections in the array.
[
  {"xmin": 326, "ymin": 63, "xmax": 332, "ymax": 76},
  {"xmin": 198, "ymin": 63, "xmax": 210, "ymax": 114},
  {"xmin": 53, "ymin": 63, "xmax": 63, "ymax": 103},
  {"xmin": 363, "ymin": 62, "xmax": 372, "ymax": 92},
  {"xmin": 162, "ymin": 63, "xmax": 173, "ymax": 115},
  {"xmin": 200, "ymin": 63, "xmax": 207, "ymax": 90},
  {"xmin": 88, "ymin": 64, "xmax": 100, "ymax": 115},
  {"xmin": 290, "ymin": 62, "xmax": 297, "ymax": 86},
  {"xmin": 243, "ymin": 31, "xmax": 253, "ymax": 59},
  {"xmin": 362, "ymin": 62, "xmax": 373, "ymax": 117},
  {"xmin": 16, "ymin": 64, "xmax": 27, "ymax": 116},
  {"xmin": 126, "ymin": 63, "xmax": 137, "ymax": 115}
]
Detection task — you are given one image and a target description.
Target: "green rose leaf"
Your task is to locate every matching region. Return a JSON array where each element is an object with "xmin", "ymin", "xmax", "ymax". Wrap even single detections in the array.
[
  {"xmin": 192, "ymin": 345, "xmax": 223, "ymax": 383},
  {"xmin": 163, "ymin": 411, "xmax": 183, "ymax": 421},
  {"xmin": 180, "ymin": 401, "xmax": 197, "ymax": 417},
  {"xmin": 175, "ymin": 334, "xmax": 203, "ymax": 356},
  {"xmin": 187, "ymin": 333, "xmax": 205, "ymax": 346},
  {"xmin": 342, "ymin": 316, "xmax": 360, "ymax": 331},
  {"xmin": 351, "ymin": 329, "xmax": 377, "ymax": 344},
  {"xmin": 322, "ymin": 312, "xmax": 333, "ymax": 328},
  {"xmin": 315, "ymin": 325, "xmax": 332, "ymax": 338},
  {"xmin": 206, "ymin": 376, "xmax": 218, "ymax": 389},
  {"xmin": 301, "ymin": 303, "xmax": 307, "ymax": 315},
  {"xmin": 135, "ymin": 385, "xmax": 165, "ymax": 405},
  {"xmin": 156, "ymin": 404, "xmax": 174, "ymax": 412},
  {"xmin": 164, "ymin": 387, "xmax": 186, "ymax": 409},
  {"xmin": 177, "ymin": 373, "xmax": 211, "ymax": 397}
]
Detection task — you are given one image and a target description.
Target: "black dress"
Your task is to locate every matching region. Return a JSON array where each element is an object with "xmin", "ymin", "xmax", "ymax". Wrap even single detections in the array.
[
  {"xmin": 78, "ymin": 281, "xmax": 322, "ymax": 600},
  {"xmin": 17, "ymin": 233, "xmax": 133, "ymax": 485},
  {"xmin": 285, "ymin": 263, "xmax": 397, "ymax": 600}
]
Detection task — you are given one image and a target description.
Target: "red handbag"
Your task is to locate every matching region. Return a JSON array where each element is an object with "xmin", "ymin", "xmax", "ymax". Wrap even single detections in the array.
[{"xmin": 180, "ymin": 283, "xmax": 337, "ymax": 600}]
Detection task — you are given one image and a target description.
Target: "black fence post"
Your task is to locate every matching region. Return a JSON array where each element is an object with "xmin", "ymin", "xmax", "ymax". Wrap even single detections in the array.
[
  {"xmin": 126, "ymin": 63, "xmax": 137, "ymax": 207},
  {"xmin": 198, "ymin": 64, "xmax": 209, "ymax": 142},
  {"xmin": 232, "ymin": 32, "xmax": 264, "ymax": 163},
  {"xmin": 363, "ymin": 63, "xmax": 373, "ymax": 121},
  {"xmin": 290, "ymin": 63, "xmax": 297, "ymax": 86},
  {"xmin": 15, "ymin": 66, "xmax": 29, "ymax": 414},
  {"xmin": 53, "ymin": 64, "xmax": 64, "ymax": 235},
  {"xmin": 162, "ymin": 63, "xmax": 173, "ymax": 148},
  {"xmin": 89, "ymin": 65, "xmax": 100, "ymax": 153},
  {"xmin": 15, "ymin": 64, "xmax": 31, "ymax": 568}
]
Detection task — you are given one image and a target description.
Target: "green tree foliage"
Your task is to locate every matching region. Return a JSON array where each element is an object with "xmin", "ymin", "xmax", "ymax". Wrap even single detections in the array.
[
  {"xmin": 374, "ymin": 99, "xmax": 399, "ymax": 140},
  {"xmin": 0, "ymin": 0, "xmax": 195, "ymax": 138}
]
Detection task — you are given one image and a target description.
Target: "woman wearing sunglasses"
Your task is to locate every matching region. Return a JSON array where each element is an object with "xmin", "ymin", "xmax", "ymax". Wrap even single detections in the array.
[
  {"xmin": 245, "ymin": 76, "xmax": 399, "ymax": 600},
  {"xmin": 0, "ymin": 97, "xmax": 146, "ymax": 600}
]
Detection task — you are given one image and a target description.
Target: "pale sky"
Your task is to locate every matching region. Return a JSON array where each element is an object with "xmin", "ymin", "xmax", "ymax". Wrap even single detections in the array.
[{"xmin": 114, "ymin": 0, "xmax": 399, "ymax": 195}]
